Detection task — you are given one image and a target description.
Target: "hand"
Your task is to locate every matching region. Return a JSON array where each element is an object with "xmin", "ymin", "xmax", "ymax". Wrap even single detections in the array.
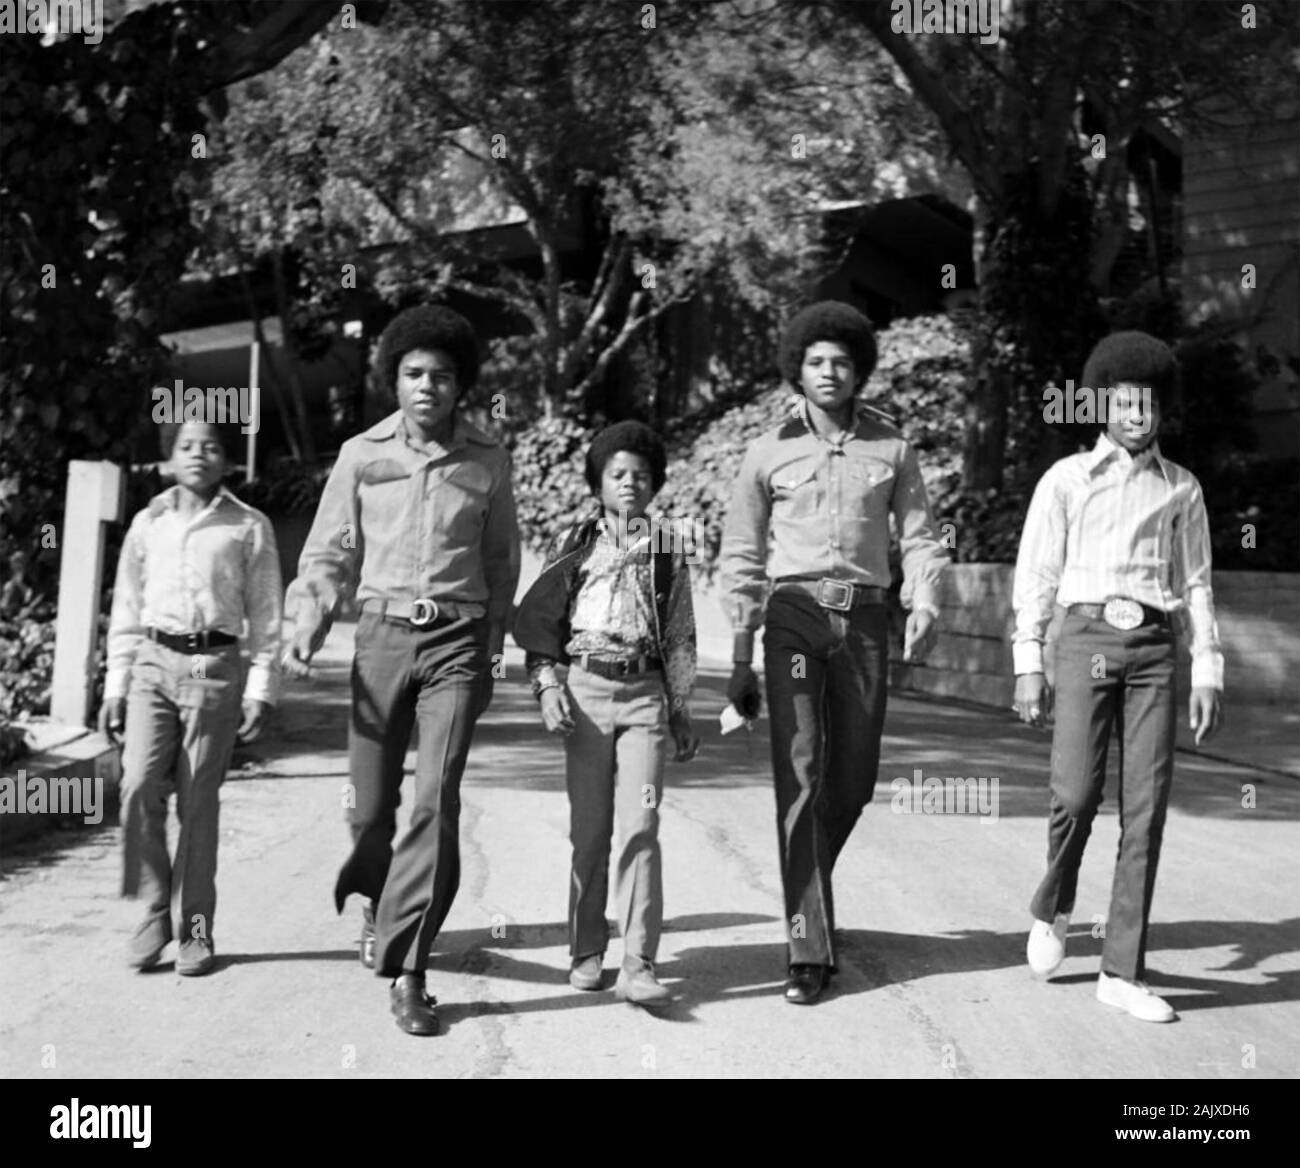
[
  {"xmin": 282, "ymin": 619, "xmax": 327, "ymax": 680},
  {"xmin": 1014, "ymin": 673, "xmax": 1052, "ymax": 728},
  {"xmin": 236, "ymin": 699, "xmax": 269, "ymax": 744},
  {"xmin": 98, "ymin": 697, "xmax": 126, "ymax": 746},
  {"xmin": 669, "ymin": 710, "xmax": 700, "ymax": 763},
  {"xmin": 903, "ymin": 608, "xmax": 938, "ymax": 664},
  {"xmin": 1189, "ymin": 686, "xmax": 1222, "ymax": 747},
  {"xmin": 539, "ymin": 686, "xmax": 574, "ymax": 735},
  {"xmin": 727, "ymin": 663, "xmax": 762, "ymax": 719}
]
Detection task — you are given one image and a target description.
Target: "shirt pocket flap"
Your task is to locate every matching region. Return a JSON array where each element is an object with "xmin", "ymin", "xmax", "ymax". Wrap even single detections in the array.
[
  {"xmin": 449, "ymin": 461, "xmax": 493, "ymax": 494},
  {"xmin": 359, "ymin": 458, "xmax": 411, "ymax": 486},
  {"xmin": 847, "ymin": 456, "xmax": 895, "ymax": 487},
  {"xmin": 770, "ymin": 462, "xmax": 818, "ymax": 494}
]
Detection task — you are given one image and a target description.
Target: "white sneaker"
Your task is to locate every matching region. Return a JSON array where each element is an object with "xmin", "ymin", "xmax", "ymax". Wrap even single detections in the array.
[
  {"xmin": 1026, "ymin": 914, "xmax": 1070, "ymax": 977},
  {"xmin": 1096, "ymin": 971, "xmax": 1176, "ymax": 1023}
]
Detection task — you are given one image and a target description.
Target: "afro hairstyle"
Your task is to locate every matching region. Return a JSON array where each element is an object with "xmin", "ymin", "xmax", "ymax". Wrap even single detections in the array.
[
  {"xmin": 778, "ymin": 301, "xmax": 878, "ymax": 390},
  {"xmin": 374, "ymin": 305, "xmax": 480, "ymax": 396},
  {"xmin": 159, "ymin": 417, "xmax": 243, "ymax": 462},
  {"xmin": 584, "ymin": 420, "xmax": 667, "ymax": 496},
  {"xmin": 1080, "ymin": 330, "xmax": 1180, "ymax": 409}
]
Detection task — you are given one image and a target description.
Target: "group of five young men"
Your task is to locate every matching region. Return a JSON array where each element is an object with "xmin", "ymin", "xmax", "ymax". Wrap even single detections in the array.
[{"xmin": 103, "ymin": 301, "xmax": 1222, "ymax": 1036}]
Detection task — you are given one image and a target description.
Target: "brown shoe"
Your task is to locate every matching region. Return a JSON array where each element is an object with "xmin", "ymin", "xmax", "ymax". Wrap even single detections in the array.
[
  {"xmin": 390, "ymin": 974, "xmax": 439, "ymax": 1036},
  {"xmin": 615, "ymin": 959, "xmax": 673, "ymax": 1008},
  {"xmin": 569, "ymin": 953, "xmax": 605, "ymax": 991},
  {"xmin": 176, "ymin": 939, "xmax": 215, "ymax": 977},
  {"xmin": 127, "ymin": 921, "xmax": 170, "ymax": 970}
]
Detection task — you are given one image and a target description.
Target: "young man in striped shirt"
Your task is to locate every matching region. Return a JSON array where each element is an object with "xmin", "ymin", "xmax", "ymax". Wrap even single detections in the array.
[{"xmin": 1013, "ymin": 331, "xmax": 1224, "ymax": 1022}]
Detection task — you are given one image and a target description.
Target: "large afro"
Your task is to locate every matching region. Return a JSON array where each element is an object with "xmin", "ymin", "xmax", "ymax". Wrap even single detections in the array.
[
  {"xmin": 1080, "ymin": 330, "xmax": 1179, "ymax": 407},
  {"xmin": 777, "ymin": 301, "xmax": 878, "ymax": 390},
  {"xmin": 374, "ymin": 305, "xmax": 480, "ymax": 395},
  {"xmin": 584, "ymin": 420, "xmax": 667, "ymax": 495}
]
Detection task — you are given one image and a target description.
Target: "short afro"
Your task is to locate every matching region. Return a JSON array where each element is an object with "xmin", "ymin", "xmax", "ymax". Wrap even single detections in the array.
[
  {"xmin": 159, "ymin": 418, "xmax": 243, "ymax": 462},
  {"xmin": 778, "ymin": 301, "xmax": 878, "ymax": 389},
  {"xmin": 584, "ymin": 420, "xmax": 667, "ymax": 495},
  {"xmin": 374, "ymin": 305, "xmax": 480, "ymax": 394},
  {"xmin": 1081, "ymin": 330, "xmax": 1179, "ymax": 408}
]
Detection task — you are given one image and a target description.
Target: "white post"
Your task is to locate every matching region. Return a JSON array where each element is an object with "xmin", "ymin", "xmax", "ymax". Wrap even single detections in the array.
[
  {"xmin": 246, "ymin": 339, "xmax": 261, "ymax": 483},
  {"xmin": 50, "ymin": 460, "xmax": 124, "ymax": 727}
]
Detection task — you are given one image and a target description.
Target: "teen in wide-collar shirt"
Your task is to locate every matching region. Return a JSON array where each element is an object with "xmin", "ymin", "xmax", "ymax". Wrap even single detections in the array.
[{"xmin": 1012, "ymin": 432, "xmax": 1224, "ymax": 689}]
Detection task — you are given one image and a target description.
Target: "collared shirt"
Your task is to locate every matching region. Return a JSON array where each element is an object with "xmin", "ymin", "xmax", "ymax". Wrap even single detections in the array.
[
  {"xmin": 719, "ymin": 397, "xmax": 948, "ymax": 633},
  {"xmin": 567, "ymin": 525, "xmax": 657, "ymax": 659},
  {"xmin": 286, "ymin": 410, "xmax": 521, "ymax": 636},
  {"xmin": 105, "ymin": 486, "xmax": 283, "ymax": 704},
  {"xmin": 1012, "ymin": 434, "xmax": 1224, "ymax": 689}
]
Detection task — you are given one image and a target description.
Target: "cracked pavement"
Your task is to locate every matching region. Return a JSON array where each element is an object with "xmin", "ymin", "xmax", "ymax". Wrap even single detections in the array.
[{"xmin": 2, "ymin": 624, "xmax": 1297, "ymax": 1079}]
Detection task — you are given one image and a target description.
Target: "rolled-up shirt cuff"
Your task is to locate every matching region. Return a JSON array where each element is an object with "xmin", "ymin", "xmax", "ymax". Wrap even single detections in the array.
[
  {"xmin": 532, "ymin": 663, "xmax": 562, "ymax": 696},
  {"xmin": 243, "ymin": 664, "xmax": 278, "ymax": 706},
  {"xmin": 1012, "ymin": 640, "xmax": 1045, "ymax": 676},
  {"xmin": 1191, "ymin": 652, "xmax": 1224, "ymax": 692},
  {"xmin": 103, "ymin": 667, "xmax": 132, "ymax": 702}
]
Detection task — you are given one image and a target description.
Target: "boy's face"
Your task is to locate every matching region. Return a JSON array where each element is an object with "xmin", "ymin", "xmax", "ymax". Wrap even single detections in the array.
[
  {"xmin": 600, "ymin": 450, "xmax": 654, "ymax": 521},
  {"xmin": 397, "ymin": 347, "xmax": 458, "ymax": 437},
  {"xmin": 1105, "ymin": 381, "xmax": 1160, "ymax": 453},
  {"xmin": 800, "ymin": 340, "xmax": 857, "ymax": 411},
  {"xmin": 171, "ymin": 422, "xmax": 228, "ymax": 495}
]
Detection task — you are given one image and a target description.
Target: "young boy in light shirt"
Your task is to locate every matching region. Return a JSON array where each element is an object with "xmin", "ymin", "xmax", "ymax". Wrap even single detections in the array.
[
  {"xmin": 101, "ymin": 420, "xmax": 282, "ymax": 977},
  {"xmin": 1013, "ymin": 330, "xmax": 1224, "ymax": 1022}
]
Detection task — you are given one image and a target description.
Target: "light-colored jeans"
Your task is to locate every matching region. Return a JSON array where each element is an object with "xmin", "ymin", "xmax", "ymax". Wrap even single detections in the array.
[
  {"xmin": 564, "ymin": 665, "xmax": 668, "ymax": 968},
  {"xmin": 120, "ymin": 639, "xmax": 244, "ymax": 947}
]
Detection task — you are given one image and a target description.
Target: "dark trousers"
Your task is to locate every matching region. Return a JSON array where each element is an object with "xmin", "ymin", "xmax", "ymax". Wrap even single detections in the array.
[
  {"xmin": 1030, "ymin": 613, "xmax": 1177, "ymax": 980},
  {"xmin": 763, "ymin": 591, "xmax": 890, "ymax": 967},
  {"xmin": 120, "ymin": 640, "xmax": 243, "ymax": 947},
  {"xmin": 333, "ymin": 610, "xmax": 489, "ymax": 978}
]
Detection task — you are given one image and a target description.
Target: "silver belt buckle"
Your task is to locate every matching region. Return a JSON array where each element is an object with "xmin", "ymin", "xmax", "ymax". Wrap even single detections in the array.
[
  {"xmin": 409, "ymin": 598, "xmax": 440, "ymax": 627},
  {"xmin": 816, "ymin": 578, "xmax": 854, "ymax": 612},
  {"xmin": 1102, "ymin": 596, "xmax": 1143, "ymax": 631}
]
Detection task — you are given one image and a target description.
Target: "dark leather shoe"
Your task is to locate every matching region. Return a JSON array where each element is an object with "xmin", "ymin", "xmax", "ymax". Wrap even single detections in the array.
[
  {"xmin": 360, "ymin": 903, "xmax": 376, "ymax": 969},
  {"xmin": 390, "ymin": 974, "xmax": 439, "ymax": 1036},
  {"xmin": 784, "ymin": 963, "xmax": 830, "ymax": 1005}
]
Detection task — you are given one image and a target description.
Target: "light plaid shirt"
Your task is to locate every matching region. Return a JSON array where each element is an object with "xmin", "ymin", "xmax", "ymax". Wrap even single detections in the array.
[
  {"xmin": 105, "ymin": 486, "xmax": 283, "ymax": 703},
  {"xmin": 1012, "ymin": 435, "xmax": 1224, "ymax": 689}
]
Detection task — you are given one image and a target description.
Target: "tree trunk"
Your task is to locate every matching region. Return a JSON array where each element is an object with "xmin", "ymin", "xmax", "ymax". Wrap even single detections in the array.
[{"xmin": 270, "ymin": 249, "xmax": 317, "ymax": 464}]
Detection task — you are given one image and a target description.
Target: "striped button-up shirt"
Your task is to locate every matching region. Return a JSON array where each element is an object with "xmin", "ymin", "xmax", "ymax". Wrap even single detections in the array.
[
  {"xmin": 105, "ymin": 486, "xmax": 283, "ymax": 703},
  {"xmin": 720, "ymin": 398, "xmax": 948, "ymax": 635},
  {"xmin": 286, "ymin": 410, "xmax": 520, "ymax": 640},
  {"xmin": 1012, "ymin": 435, "xmax": 1224, "ymax": 689}
]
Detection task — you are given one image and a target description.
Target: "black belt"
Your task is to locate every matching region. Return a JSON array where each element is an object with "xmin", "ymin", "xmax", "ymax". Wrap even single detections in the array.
[
  {"xmin": 1067, "ymin": 602, "xmax": 1170, "ymax": 629},
  {"xmin": 147, "ymin": 628, "xmax": 238, "ymax": 652},
  {"xmin": 773, "ymin": 578, "xmax": 888, "ymax": 612},
  {"xmin": 361, "ymin": 598, "xmax": 487, "ymax": 626},
  {"xmin": 576, "ymin": 654, "xmax": 663, "ymax": 679}
]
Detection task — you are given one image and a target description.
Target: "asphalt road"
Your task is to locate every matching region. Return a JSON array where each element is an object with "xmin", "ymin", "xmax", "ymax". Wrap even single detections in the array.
[{"xmin": 1, "ymin": 628, "xmax": 1296, "ymax": 1079}]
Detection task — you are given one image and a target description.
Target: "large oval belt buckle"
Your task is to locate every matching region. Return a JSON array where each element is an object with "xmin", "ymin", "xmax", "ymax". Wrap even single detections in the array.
[
  {"xmin": 1102, "ymin": 597, "xmax": 1143, "ymax": 631},
  {"xmin": 410, "ymin": 598, "xmax": 439, "ymax": 627}
]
